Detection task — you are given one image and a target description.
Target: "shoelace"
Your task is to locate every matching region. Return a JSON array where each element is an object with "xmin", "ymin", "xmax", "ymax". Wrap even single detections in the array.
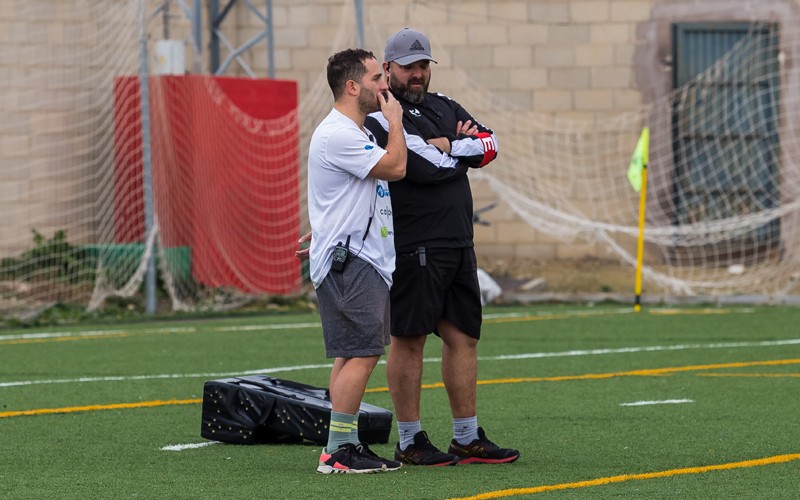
[{"xmin": 356, "ymin": 443, "xmax": 377, "ymax": 458}]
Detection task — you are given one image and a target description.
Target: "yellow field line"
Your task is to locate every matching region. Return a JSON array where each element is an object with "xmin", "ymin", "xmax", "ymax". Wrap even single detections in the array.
[
  {"xmin": 448, "ymin": 453, "xmax": 800, "ymax": 500},
  {"xmin": 5, "ymin": 359, "xmax": 798, "ymax": 419},
  {"xmin": 648, "ymin": 308, "xmax": 753, "ymax": 316},
  {"xmin": 0, "ymin": 334, "xmax": 132, "ymax": 346},
  {"xmin": 484, "ymin": 313, "xmax": 572, "ymax": 324},
  {"xmin": 365, "ymin": 358, "xmax": 800, "ymax": 393},
  {"xmin": 0, "ymin": 399, "xmax": 201, "ymax": 418},
  {"xmin": 697, "ymin": 373, "xmax": 800, "ymax": 378}
]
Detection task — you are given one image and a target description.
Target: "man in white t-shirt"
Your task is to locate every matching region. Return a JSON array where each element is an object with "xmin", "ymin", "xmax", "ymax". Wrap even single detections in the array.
[{"xmin": 306, "ymin": 48, "xmax": 406, "ymax": 474}]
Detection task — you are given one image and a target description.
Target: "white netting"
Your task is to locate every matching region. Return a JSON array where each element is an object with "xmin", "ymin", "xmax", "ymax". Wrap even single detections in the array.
[
  {"xmin": 3, "ymin": 0, "xmax": 800, "ymax": 321},
  {"xmin": 1, "ymin": 0, "xmax": 306, "ymax": 316},
  {"xmin": 359, "ymin": 2, "xmax": 800, "ymax": 297},
  {"xmin": 478, "ymin": 21, "xmax": 800, "ymax": 296}
]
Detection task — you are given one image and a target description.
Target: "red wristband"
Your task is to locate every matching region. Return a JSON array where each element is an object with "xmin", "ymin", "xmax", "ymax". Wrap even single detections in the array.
[{"xmin": 476, "ymin": 132, "xmax": 497, "ymax": 167}]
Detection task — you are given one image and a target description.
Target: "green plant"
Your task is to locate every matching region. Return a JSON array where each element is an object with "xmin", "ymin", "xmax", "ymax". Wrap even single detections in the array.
[{"xmin": 0, "ymin": 229, "xmax": 97, "ymax": 284}]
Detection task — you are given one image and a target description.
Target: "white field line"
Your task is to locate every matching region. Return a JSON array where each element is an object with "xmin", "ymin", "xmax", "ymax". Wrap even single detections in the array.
[
  {"xmin": 0, "ymin": 315, "xmax": 527, "ymax": 341},
  {"xmin": 0, "ymin": 323, "xmax": 323, "ymax": 341},
  {"xmin": 0, "ymin": 327, "xmax": 196, "ymax": 341},
  {"xmin": 621, "ymin": 399, "xmax": 695, "ymax": 406},
  {"xmin": 488, "ymin": 338, "xmax": 800, "ymax": 361},
  {"xmin": 0, "ymin": 308, "xmax": 754, "ymax": 342},
  {"xmin": 0, "ymin": 363, "xmax": 335, "ymax": 388},
  {"xmin": 2, "ymin": 338, "xmax": 798, "ymax": 389},
  {"xmin": 161, "ymin": 441, "xmax": 221, "ymax": 451}
]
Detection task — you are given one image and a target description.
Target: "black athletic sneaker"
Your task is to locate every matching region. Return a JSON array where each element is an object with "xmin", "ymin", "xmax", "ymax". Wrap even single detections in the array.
[
  {"xmin": 448, "ymin": 427, "xmax": 520, "ymax": 464},
  {"xmin": 394, "ymin": 430, "xmax": 459, "ymax": 466},
  {"xmin": 316, "ymin": 443, "xmax": 387, "ymax": 474},
  {"xmin": 356, "ymin": 442, "xmax": 402, "ymax": 471}
]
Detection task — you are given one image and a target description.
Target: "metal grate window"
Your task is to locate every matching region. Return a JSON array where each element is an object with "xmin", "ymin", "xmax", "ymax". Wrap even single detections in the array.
[{"xmin": 670, "ymin": 22, "xmax": 781, "ymax": 264}]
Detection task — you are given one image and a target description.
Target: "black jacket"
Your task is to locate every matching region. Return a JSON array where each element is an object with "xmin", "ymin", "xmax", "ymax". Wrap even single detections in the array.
[{"xmin": 365, "ymin": 91, "xmax": 498, "ymax": 253}]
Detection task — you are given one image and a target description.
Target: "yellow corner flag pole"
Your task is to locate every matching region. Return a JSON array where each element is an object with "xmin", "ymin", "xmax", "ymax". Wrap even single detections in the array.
[{"xmin": 627, "ymin": 127, "xmax": 649, "ymax": 312}]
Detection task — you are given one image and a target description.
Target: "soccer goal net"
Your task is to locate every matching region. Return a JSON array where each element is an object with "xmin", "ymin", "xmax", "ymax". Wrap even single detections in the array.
[
  {"xmin": 2, "ymin": 0, "xmax": 799, "ymax": 321},
  {"xmin": 466, "ymin": 20, "xmax": 800, "ymax": 297}
]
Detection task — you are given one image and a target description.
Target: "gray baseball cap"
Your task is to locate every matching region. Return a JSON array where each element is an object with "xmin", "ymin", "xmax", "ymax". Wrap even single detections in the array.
[{"xmin": 384, "ymin": 28, "xmax": 438, "ymax": 65}]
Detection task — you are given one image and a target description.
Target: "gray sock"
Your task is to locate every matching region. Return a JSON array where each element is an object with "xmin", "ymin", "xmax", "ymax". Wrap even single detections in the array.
[
  {"xmin": 326, "ymin": 411, "xmax": 358, "ymax": 452},
  {"xmin": 453, "ymin": 416, "xmax": 478, "ymax": 445},
  {"xmin": 397, "ymin": 420, "xmax": 421, "ymax": 451},
  {"xmin": 349, "ymin": 414, "xmax": 361, "ymax": 444}
]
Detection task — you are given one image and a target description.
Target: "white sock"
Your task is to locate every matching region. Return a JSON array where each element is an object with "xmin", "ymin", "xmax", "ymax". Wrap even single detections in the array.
[
  {"xmin": 397, "ymin": 420, "xmax": 421, "ymax": 451},
  {"xmin": 453, "ymin": 416, "xmax": 478, "ymax": 445}
]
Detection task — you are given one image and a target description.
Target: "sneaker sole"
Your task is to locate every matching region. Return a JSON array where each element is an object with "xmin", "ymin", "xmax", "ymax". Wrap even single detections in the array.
[
  {"xmin": 316, "ymin": 464, "xmax": 386, "ymax": 474},
  {"xmin": 397, "ymin": 458, "xmax": 459, "ymax": 467},
  {"xmin": 455, "ymin": 455, "xmax": 520, "ymax": 465}
]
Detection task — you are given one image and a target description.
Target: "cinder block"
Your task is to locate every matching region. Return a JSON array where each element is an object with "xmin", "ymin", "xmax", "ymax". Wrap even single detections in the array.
[
  {"xmin": 452, "ymin": 46, "xmax": 493, "ymax": 68},
  {"xmin": 570, "ymin": 1, "xmax": 610, "ymax": 22},
  {"xmin": 591, "ymin": 23, "xmax": 630, "ymax": 43},
  {"xmin": 575, "ymin": 44, "xmax": 614, "ymax": 66},
  {"xmin": 549, "ymin": 25, "xmax": 591, "ymax": 45},
  {"xmin": 549, "ymin": 68, "xmax": 591, "ymax": 89},
  {"xmin": 534, "ymin": 46, "xmax": 575, "ymax": 67},
  {"xmin": 274, "ymin": 27, "xmax": 309, "ymax": 48},
  {"xmin": 467, "ymin": 25, "xmax": 509, "ymax": 46},
  {"xmin": 408, "ymin": 2, "xmax": 449, "ymax": 23},
  {"xmin": 448, "ymin": 3, "xmax": 488, "ymax": 24},
  {"xmin": 533, "ymin": 90, "xmax": 573, "ymax": 111},
  {"xmin": 528, "ymin": 2, "xmax": 569, "ymax": 23},
  {"xmin": 288, "ymin": 5, "xmax": 330, "ymax": 26},
  {"xmin": 508, "ymin": 24, "xmax": 549, "ymax": 45},
  {"xmin": 492, "ymin": 2, "xmax": 530, "ymax": 21},
  {"xmin": 610, "ymin": 0, "xmax": 652, "ymax": 22},
  {"xmin": 514, "ymin": 243, "xmax": 558, "ymax": 260},
  {"xmin": 591, "ymin": 66, "xmax": 633, "ymax": 88},
  {"xmin": 497, "ymin": 222, "xmax": 538, "ymax": 243},
  {"xmin": 574, "ymin": 89, "xmax": 614, "ymax": 110},
  {"xmin": 614, "ymin": 89, "xmax": 643, "ymax": 109},
  {"xmin": 509, "ymin": 67, "xmax": 549, "ymax": 89},
  {"xmin": 475, "ymin": 243, "xmax": 516, "ymax": 259},
  {"xmin": 557, "ymin": 243, "xmax": 600, "ymax": 260},
  {"xmin": 493, "ymin": 46, "xmax": 533, "ymax": 67},
  {"xmin": 432, "ymin": 25, "xmax": 468, "ymax": 46},
  {"xmin": 291, "ymin": 48, "xmax": 334, "ymax": 70}
]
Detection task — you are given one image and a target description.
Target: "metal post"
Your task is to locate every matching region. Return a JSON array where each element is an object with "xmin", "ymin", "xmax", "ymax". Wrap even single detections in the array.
[
  {"xmin": 210, "ymin": 0, "xmax": 220, "ymax": 72},
  {"xmin": 138, "ymin": 0, "xmax": 157, "ymax": 315},
  {"xmin": 193, "ymin": 0, "xmax": 202, "ymax": 73},
  {"xmin": 266, "ymin": 0, "xmax": 275, "ymax": 78},
  {"xmin": 162, "ymin": 0, "xmax": 170, "ymax": 39},
  {"xmin": 354, "ymin": 0, "xmax": 364, "ymax": 48}
]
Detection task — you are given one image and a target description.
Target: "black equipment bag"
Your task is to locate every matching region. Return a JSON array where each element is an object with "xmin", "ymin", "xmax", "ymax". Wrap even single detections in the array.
[{"xmin": 201, "ymin": 375, "xmax": 392, "ymax": 445}]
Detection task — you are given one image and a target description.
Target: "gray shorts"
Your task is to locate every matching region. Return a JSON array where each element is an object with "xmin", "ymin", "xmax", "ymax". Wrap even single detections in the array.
[{"xmin": 316, "ymin": 256, "xmax": 391, "ymax": 358}]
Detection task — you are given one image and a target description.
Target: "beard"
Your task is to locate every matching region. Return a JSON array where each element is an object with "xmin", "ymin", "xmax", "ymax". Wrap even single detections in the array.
[
  {"xmin": 389, "ymin": 72, "xmax": 428, "ymax": 104},
  {"xmin": 357, "ymin": 86, "xmax": 381, "ymax": 114}
]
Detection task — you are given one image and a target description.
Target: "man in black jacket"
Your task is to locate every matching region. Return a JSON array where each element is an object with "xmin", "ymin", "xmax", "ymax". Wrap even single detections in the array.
[{"xmin": 365, "ymin": 28, "xmax": 519, "ymax": 466}]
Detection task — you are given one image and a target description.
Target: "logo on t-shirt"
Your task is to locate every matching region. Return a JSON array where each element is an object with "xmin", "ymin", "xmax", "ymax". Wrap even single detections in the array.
[
  {"xmin": 376, "ymin": 185, "xmax": 391, "ymax": 198},
  {"xmin": 409, "ymin": 108, "xmax": 421, "ymax": 117},
  {"xmin": 364, "ymin": 144, "xmax": 374, "ymax": 150}
]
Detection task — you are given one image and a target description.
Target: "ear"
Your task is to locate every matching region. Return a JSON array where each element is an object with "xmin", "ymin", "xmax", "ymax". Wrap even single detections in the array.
[
  {"xmin": 345, "ymin": 79, "xmax": 359, "ymax": 97},
  {"xmin": 383, "ymin": 61, "xmax": 390, "ymax": 75}
]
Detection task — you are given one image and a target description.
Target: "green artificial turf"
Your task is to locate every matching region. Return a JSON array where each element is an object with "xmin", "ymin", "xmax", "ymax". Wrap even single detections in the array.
[{"xmin": 1, "ymin": 305, "xmax": 798, "ymax": 499}]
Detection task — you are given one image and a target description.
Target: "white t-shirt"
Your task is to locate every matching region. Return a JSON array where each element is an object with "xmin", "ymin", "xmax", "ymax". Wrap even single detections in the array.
[{"xmin": 307, "ymin": 108, "xmax": 396, "ymax": 288}]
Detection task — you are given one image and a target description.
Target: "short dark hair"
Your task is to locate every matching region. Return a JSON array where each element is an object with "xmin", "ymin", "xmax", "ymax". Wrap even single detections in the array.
[{"xmin": 327, "ymin": 48, "xmax": 376, "ymax": 101}]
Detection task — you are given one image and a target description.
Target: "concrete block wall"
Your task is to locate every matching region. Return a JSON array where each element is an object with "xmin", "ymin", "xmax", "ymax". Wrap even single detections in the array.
[{"xmin": 2, "ymin": 0, "xmax": 797, "ymax": 266}]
